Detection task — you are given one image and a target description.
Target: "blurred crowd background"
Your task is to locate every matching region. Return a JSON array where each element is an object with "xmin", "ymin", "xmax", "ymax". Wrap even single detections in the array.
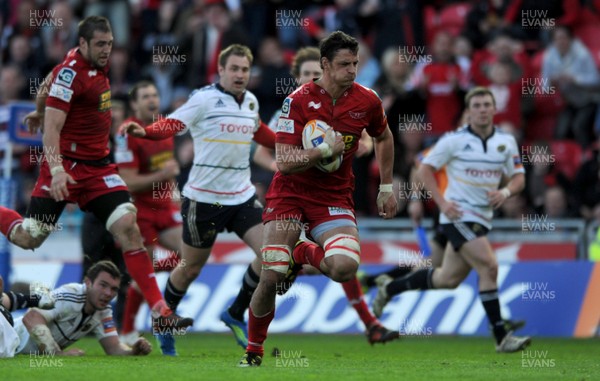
[{"xmin": 2, "ymin": 0, "xmax": 600, "ymax": 225}]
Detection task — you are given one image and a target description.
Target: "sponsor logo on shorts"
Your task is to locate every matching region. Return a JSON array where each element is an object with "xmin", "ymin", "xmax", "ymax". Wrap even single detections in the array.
[
  {"xmin": 103, "ymin": 174, "xmax": 126, "ymax": 188},
  {"xmin": 328, "ymin": 207, "xmax": 354, "ymax": 217}
]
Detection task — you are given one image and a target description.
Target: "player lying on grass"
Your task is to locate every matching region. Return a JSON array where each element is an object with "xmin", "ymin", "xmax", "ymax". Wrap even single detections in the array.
[{"xmin": 0, "ymin": 261, "xmax": 152, "ymax": 357}]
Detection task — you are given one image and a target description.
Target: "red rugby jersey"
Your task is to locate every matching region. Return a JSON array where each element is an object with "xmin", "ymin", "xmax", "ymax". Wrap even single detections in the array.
[
  {"xmin": 115, "ymin": 116, "xmax": 176, "ymax": 208},
  {"xmin": 46, "ymin": 49, "xmax": 112, "ymax": 160},
  {"xmin": 269, "ymin": 81, "xmax": 387, "ymax": 200}
]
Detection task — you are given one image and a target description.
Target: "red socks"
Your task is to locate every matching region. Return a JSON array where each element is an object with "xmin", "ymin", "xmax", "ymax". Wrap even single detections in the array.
[
  {"xmin": 121, "ymin": 285, "xmax": 144, "ymax": 334},
  {"xmin": 0, "ymin": 206, "xmax": 22, "ymax": 239},
  {"xmin": 292, "ymin": 241, "xmax": 325, "ymax": 269},
  {"xmin": 246, "ymin": 307, "xmax": 275, "ymax": 356},
  {"xmin": 342, "ymin": 277, "xmax": 377, "ymax": 328},
  {"xmin": 122, "ymin": 248, "xmax": 163, "ymax": 308}
]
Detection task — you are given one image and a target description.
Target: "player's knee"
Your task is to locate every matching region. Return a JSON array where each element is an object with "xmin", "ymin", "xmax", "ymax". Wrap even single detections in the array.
[
  {"xmin": 18, "ymin": 219, "xmax": 51, "ymax": 249},
  {"xmin": 323, "ymin": 234, "xmax": 360, "ymax": 282},
  {"xmin": 106, "ymin": 202, "xmax": 137, "ymax": 232},
  {"xmin": 484, "ymin": 261, "xmax": 498, "ymax": 283},
  {"xmin": 261, "ymin": 245, "xmax": 291, "ymax": 274}
]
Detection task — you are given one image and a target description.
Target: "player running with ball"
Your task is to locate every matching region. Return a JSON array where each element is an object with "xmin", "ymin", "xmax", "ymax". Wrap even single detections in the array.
[
  {"xmin": 239, "ymin": 31, "xmax": 398, "ymax": 367},
  {"xmin": 372, "ymin": 87, "xmax": 531, "ymax": 353}
]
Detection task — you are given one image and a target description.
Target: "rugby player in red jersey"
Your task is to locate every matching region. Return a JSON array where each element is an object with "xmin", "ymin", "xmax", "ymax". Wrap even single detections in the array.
[
  {"xmin": 239, "ymin": 31, "xmax": 398, "ymax": 366},
  {"xmin": 0, "ymin": 16, "xmax": 192, "ymax": 332}
]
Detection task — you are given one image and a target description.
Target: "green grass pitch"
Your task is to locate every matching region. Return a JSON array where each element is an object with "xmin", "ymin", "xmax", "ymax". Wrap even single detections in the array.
[{"xmin": 3, "ymin": 333, "xmax": 599, "ymax": 381}]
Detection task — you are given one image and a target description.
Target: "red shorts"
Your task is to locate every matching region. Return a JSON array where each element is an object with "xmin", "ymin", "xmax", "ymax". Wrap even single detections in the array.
[
  {"xmin": 262, "ymin": 192, "xmax": 356, "ymax": 238},
  {"xmin": 31, "ymin": 159, "xmax": 129, "ymax": 209},
  {"xmin": 136, "ymin": 202, "xmax": 182, "ymax": 245}
]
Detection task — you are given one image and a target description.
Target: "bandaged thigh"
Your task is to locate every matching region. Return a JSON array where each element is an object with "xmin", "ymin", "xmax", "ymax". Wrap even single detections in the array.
[
  {"xmin": 323, "ymin": 234, "xmax": 361, "ymax": 264},
  {"xmin": 261, "ymin": 245, "xmax": 291, "ymax": 274}
]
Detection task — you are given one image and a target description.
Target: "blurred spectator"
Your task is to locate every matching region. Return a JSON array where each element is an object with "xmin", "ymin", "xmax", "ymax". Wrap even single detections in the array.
[
  {"xmin": 542, "ymin": 25, "xmax": 600, "ymax": 147},
  {"xmin": 109, "ymin": 47, "xmax": 138, "ymax": 98},
  {"xmin": 41, "ymin": 0, "xmax": 79, "ymax": 67},
  {"xmin": 83, "ymin": 0, "xmax": 130, "ymax": 47},
  {"xmin": 137, "ymin": 0, "xmax": 180, "ymax": 66},
  {"xmin": 355, "ymin": 40, "xmax": 380, "ymax": 88},
  {"xmin": 1, "ymin": 0, "xmax": 46, "ymax": 71},
  {"xmin": 140, "ymin": 54, "xmax": 188, "ymax": 114},
  {"xmin": 573, "ymin": 142, "xmax": 600, "ymax": 220},
  {"xmin": 470, "ymin": 31, "xmax": 531, "ymax": 87},
  {"xmin": 372, "ymin": 0, "xmax": 425, "ymax": 60},
  {"xmin": 250, "ymin": 37, "xmax": 293, "ymax": 121},
  {"xmin": 180, "ymin": 0, "xmax": 249, "ymax": 88},
  {"xmin": 503, "ymin": 0, "xmax": 580, "ymax": 49},
  {"xmin": 373, "ymin": 47, "xmax": 425, "ymax": 181},
  {"xmin": 543, "ymin": 185, "xmax": 574, "ymax": 218},
  {"xmin": 463, "ymin": 0, "xmax": 510, "ymax": 50},
  {"xmin": 5, "ymin": 34, "xmax": 42, "ymax": 83},
  {"xmin": 411, "ymin": 31, "xmax": 467, "ymax": 138},
  {"xmin": 524, "ymin": 140, "xmax": 572, "ymax": 212},
  {"xmin": 0, "ymin": 64, "xmax": 26, "ymax": 103},
  {"xmin": 453, "ymin": 35, "xmax": 473, "ymax": 81},
  {"xmin": 304, "ymin": 0, "xmax": 374, "ymax": 43},
  {"xmin": 488, "ymin": 61, "xmax": 522, "ymax": 137}
]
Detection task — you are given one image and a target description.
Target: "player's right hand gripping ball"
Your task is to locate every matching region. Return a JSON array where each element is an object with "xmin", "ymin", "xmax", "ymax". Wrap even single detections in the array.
[{"xmin": 302, "ymin": 119, "xmax": 343, "ymax": 172}]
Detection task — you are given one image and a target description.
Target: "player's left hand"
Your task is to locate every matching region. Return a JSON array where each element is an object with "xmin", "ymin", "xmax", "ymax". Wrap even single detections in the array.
[
  {"xmin": 488, "ymin": 189, "xmax": 509, "ymax": 209},
  {"xmin": 50, "ymin": 171, "xmax": 77, "ymax": 202},
  {"xmin": 118, "ymin": 121, "xmax": 146, "ymax": 137},
  {"xmin": 23, "ymin": 110, "xmax": 45, "ymax": 134},
  {"xmin": 131, "ymin": 337, "xmax": 152, "ymax": 356},
  {"xmin": 377, "ymin": 188, "xmax": 398, "ymax": 219}
]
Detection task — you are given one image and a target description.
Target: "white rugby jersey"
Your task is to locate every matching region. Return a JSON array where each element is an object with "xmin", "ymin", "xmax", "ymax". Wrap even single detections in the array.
[
  {"xmin": 14, "ymin": 283, "xmax": 117, "ymax": 353},
  {"xmin": 169, "ymin": 84, "xmax": 260, "ymax": 205},
  {"xmin": 422, "ymin": 125, "xmax": 525, "ymax": 229}
]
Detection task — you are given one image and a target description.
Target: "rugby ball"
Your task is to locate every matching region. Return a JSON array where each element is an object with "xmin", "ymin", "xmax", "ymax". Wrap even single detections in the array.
[{"xmin": 302, "ymin": 119, "xmax": 343, "ymax": 173}]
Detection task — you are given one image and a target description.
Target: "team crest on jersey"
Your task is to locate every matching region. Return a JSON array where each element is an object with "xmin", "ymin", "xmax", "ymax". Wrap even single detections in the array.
[
  {"xmin": 497, "ymin": 144, "xmax": 506, "ymax": 153},
  {"xmin": 215, "ymin": 99, "xmax": 226, "ymax": 108},
  {"xmin": 249, "ymin": 101, "xmax": 255, "ymax": 110},
  {"xmin": 281, "ymin": 98, "xmax": 292, "ymax": 117},
  {"xmin": 98, "ymin": 90, "xmax": 111, "ymax": 112},
  {"xmin": 308, "ymin": 101, "xmax": 321, "ymax": 110},
  {"xmin": 348, "ymin": 111, "xmax": 366, "ymax": 119},
  {"xmin": 88, "ymin": 70, "xmax": 97, "ymax": 77},
  {"xmin": 56, "ymin": 67, "xmax": 76, "ymax": 87}
]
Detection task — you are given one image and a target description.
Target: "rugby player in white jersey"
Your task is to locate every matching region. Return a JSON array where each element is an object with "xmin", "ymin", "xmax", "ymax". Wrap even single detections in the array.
[
  {"xmin": 119, "ymin": 44, "xmax": 277, "ymax": 349},
  {"xmin": 373, "ymin": 87, "xmax": 532, "ymax": 353},
  {"xmin": 0, "ymin": 261, "xmax": 151, "ymax": 357}
]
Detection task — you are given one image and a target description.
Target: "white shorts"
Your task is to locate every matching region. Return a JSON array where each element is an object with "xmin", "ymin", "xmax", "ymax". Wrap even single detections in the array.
[{"xmin": 0, "ymin": 312, "xmax": 19, "ymax": 358}]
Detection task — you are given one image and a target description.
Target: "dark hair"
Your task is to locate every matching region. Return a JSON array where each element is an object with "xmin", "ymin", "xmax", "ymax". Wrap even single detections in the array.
[
  {"xmin": 552, "ymin": 24, "xmax": 573, "ymax": 39},
  {"xmin": 86, "ymin": 260, "xmax": 121, "ymax": 282},
  {"xmin": 129, "ymin": 80, "xmax": 157, "ymax": 102},
  {"xmin": 465, "ymin": 86, "xmax": 496, "ymax": 108},
  {"xmin": 291, "ymin": 47, "xmax": 320, "ymax": 78},
  {"xmin": 78, "ymin": 16, "xmax": 112, "ymax": 43},
  {"xmin": 218, "ymin": 44, "xmax": 253, "ymax": 68},
  {"xmin": 319, "ymin": 31, "xmax": 358, "ymax": 67}
]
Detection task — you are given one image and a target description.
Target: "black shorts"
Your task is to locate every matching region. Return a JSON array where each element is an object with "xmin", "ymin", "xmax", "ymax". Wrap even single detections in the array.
[
  {"xmin": 440, "ymin": 222, "xmax": 489, "ymax": 251},
  {"xmin": 181, "ymin": 195, "xmax": 263, "ymax": 249}
]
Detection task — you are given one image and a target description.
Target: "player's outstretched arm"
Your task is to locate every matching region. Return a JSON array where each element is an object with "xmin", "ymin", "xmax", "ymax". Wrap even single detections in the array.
[
  {"xmin": 22, "ymin": 309, "xmax": 62, "ymax": 354},
  {"xmin": 373, "ymin": 126, "xmax": 398, "ymax": 218},
  {"xmin": 24, "ymin": 72, "xmax": 54, "ymax": 134},
  {"xmin": 100, "ymin": 336, "xmax": 152, "ymax": 356},
  {"xmin": 119, "ymin": 118, "xmax": 186, "ymax": 140}
]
